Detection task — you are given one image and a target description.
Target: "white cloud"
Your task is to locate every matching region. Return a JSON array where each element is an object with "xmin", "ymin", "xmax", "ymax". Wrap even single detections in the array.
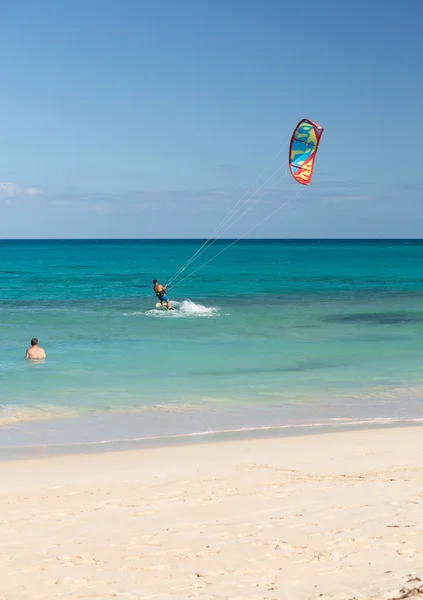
[
  {"xmin": 0, "ymin": 182, "xmax": 42, "ymax": 198},
  {"xmin": 25, "ymin": 186, "xmax": 42, "ymax": 197}
]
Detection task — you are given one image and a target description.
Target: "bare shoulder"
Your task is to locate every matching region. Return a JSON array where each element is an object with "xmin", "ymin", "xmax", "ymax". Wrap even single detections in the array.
[{"xmin": 26, "ymin": 347, "xmax": 46, "ymax": 360}]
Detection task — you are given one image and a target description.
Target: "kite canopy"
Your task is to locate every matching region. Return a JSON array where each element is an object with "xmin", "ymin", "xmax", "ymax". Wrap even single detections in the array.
[{"xmin": 289, "ymin": 118, "xmax": 324, "ymax": 186}]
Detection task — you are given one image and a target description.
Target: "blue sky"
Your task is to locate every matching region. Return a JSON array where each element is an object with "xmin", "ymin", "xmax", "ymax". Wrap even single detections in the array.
[{"xmin": 0, "ymin": 0, "xmax": 422, "ymax": 238}]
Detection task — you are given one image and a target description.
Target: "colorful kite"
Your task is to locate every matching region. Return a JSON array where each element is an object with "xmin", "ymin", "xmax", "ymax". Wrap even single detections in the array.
[{"xmin": 289, "ymin": 118, "xmax": 324, "ymax": 186}]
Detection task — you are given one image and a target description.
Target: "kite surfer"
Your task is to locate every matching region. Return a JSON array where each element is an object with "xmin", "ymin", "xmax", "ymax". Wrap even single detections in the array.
[{"xmin": 153, "ymin": 279, "xmax": 174, "ymax": 310}]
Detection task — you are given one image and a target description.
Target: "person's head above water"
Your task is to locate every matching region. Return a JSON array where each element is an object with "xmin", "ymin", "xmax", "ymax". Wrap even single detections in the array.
[
  {"xmin": 26, "ymin": 337, "xmax": 46, "ymax": 359},
  {"xmin": 153, "ymin": 279, "xmax": 158, "ymax": 284}
]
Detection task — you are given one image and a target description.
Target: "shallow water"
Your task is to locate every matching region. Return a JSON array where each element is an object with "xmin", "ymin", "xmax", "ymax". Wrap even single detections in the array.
[{"xmin": 1, "ymin": 239, "xmax": 423, "ymax": 450}]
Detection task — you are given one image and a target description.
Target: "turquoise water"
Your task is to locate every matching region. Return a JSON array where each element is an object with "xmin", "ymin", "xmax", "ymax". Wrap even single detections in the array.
[{"xmin": 1, "ymin": 239, "xmax": 423, "ymax": 450}]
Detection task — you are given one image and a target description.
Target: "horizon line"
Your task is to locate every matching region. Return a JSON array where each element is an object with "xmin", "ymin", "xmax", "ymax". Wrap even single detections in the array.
[
  {"xmin": 0, "ymin": 236, "xmax": 423, "ymax": 242},
  {"xmin": 1, "ymin": 237, "xmax": 423, "ymax": 242}
]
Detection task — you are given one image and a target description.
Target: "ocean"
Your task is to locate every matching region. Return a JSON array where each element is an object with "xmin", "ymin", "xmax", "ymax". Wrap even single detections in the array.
[{"xmin": 1, "ymin": 239, "xmax": 423, "ymax": 456}]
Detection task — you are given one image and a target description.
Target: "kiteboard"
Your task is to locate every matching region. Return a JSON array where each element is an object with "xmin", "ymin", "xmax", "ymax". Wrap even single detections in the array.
[{"xmin": 155, "ymin": 303, "xmax": 175, "ymax": 310}]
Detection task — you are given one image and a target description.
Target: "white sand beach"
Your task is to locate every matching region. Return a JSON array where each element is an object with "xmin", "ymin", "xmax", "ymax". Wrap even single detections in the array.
[{"xmin": 1, "ymin": 426, "xmax": 423, "ymax": 600}]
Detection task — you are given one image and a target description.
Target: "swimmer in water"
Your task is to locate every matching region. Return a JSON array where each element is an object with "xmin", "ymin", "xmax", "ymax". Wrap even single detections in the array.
[{"xmin": 25, "ymin": 338, "xmax": 46, "ymax": 360}]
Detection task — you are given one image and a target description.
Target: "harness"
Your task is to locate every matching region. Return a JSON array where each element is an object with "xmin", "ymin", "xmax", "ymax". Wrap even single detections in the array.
[{"xmin": 154, "ymin": 287, "xmax": 165, "ymax": 299}]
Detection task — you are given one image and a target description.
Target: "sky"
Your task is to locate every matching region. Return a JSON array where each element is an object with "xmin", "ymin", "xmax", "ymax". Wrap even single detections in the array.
[{"xmin": 0, "ymin": 0, "xmax": 422, "ymax": 239}]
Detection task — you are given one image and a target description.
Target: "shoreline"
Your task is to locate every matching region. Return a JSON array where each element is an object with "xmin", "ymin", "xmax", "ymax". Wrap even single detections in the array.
[
  {"xmin": 1, "ymin": 413, "xmax": 423, "ymax": 461},
  {"xmin": 2, "ymin": 381, "xmax": 423, "ymax": 461},
  {"xmin": 1, "ymin": 425, "xmax": 422, "ymax": 599}
]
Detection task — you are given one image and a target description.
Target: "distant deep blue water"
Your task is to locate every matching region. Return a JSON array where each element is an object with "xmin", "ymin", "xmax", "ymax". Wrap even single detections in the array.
[{"xmin": 1, "ymin": 239, "xmax": 423, "ymax": 452}]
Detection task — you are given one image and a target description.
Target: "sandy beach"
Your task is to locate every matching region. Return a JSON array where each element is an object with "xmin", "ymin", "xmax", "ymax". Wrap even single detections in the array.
[{"xmin": 1, "ymin": 426, "xmax": 423, "ymax": 600}]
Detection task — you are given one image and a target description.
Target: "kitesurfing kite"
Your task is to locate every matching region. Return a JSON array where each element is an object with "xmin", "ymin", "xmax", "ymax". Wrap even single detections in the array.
[
  {"xmin": 164, "ymin": 117, "xmax": 326, "ymax": 296},
  {"xmin": 289, "ymin": 118, "xmax": 324, "ymax": 186}
]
